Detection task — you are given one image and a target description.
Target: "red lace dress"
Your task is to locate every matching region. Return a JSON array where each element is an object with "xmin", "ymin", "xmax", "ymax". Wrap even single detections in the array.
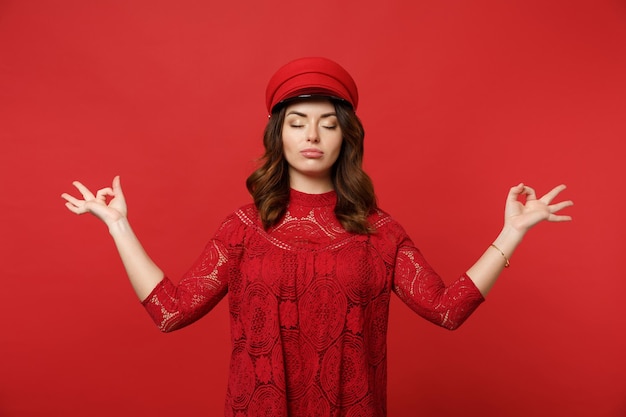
[{"xmin": 142, "ymin": 189, "xmax": 484, "ymax": 416}]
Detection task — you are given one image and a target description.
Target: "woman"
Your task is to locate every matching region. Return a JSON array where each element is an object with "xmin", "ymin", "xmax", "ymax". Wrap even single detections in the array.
[{"xmin": 61, "ymin": 57, "xmax": 573, "ymax": 416}]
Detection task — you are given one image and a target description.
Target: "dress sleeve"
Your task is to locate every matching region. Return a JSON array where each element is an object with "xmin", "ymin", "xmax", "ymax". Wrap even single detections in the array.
[
  {"xmin": 392, "ymin": 230, "xmax": 485, "ymax": 330},
  {"xmin": 141, "ymin": 214, "xmax": 241, "ymax": 332}
]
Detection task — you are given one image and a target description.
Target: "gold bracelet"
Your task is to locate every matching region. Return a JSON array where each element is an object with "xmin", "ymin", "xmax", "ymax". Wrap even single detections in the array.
[{"xmin": 490, "ymin": 244, "xmax": 510, "ymax": 268}]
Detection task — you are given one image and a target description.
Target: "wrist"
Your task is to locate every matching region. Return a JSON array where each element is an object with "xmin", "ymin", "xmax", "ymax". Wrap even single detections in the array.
[
  {"xmin": 499, "ymin": 223, "xmax": 526, "ymax": 242},
  {"xmin": 108, "ymin": 217, "xmax": 133, "ymax": 237},
  {"xmin": 492, "ymin": 225, "xmax": 525, "ymax": 259}
]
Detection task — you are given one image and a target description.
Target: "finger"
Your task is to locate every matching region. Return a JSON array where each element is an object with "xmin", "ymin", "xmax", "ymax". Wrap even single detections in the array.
[
  {"xmin": 549, "ymin": 200, "xmax": 574, "ymax": 213},
  {"xmin": 61, "ymin": 192, "xmax": 74, "ymax": 202},
  {"xmin": 72, "ymin": 181, "xmax": 96, "ymax": 200},
  {"xmin": 96, "ymin": 187, "xmax": 114, "ymax": 200},
  {"xmin": 522, "ymin": 185, "xmax": 537, "ymax": 201},
  {"xmin": 64, "ymin": 201, "xmax": 85, "ymax": 214},
  {"xmin": 548, "ymin": 214, "xmax": 573, "ymax": 222},
  {"xmin": 61, "ymin": 193, "xmax": 83, "ymax": 206},
  {"xmin": 507, "ymin": 183, "xmax": 525, "ymax": 202},
  {"xmin": 540, "ymin": 184, "xmax": 567, "ymax": 204}
]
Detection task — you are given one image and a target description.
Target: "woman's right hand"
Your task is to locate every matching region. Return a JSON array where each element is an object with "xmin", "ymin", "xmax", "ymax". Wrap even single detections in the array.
[{"xmin": 62, "ymin": 176, "xmax": 127, "ymax": 228}]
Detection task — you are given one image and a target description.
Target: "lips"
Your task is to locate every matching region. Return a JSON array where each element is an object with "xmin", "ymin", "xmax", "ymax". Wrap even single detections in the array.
[{"xmin": 300, "ymin": 148, "xmax": 324, "ymax": 158}]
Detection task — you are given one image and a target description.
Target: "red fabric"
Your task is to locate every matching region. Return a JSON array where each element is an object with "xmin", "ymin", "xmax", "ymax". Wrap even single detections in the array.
[{"xmin": 142, "ymin": 189, "xmax": 484, "ymax": 416}]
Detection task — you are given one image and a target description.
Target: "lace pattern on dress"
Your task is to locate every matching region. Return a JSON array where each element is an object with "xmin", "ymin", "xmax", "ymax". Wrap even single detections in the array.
[{"xmin": 142, "ymin": 190, "xmax": 484, "ymax": 416}]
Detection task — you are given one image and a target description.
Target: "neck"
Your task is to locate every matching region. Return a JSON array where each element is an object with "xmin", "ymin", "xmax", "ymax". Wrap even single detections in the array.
[{"xmin": 289, "ymin": 173, "xmax": 334, "ymax": 194}]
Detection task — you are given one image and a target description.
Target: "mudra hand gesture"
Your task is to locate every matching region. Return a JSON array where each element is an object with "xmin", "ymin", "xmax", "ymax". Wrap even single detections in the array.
[
  {"xmin": 504, "ymin": 183, "xmax": 573, "ymax": 234},
  {"xmin": 61, "ymin": 176, "xmax": 127, "ymax": 228}
]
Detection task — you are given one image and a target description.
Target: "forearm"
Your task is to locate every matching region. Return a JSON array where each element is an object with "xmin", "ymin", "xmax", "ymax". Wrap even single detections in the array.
[
  {"xmin": 141, "ymin": 237, "xmax": 232, "ymax": 332},
  {"xmin": 466, "ymin": 225, "xmax": 525, "ymax": 297},
  {"xmin": 108, "ymin": 217, "xmax": 164, "ymax": 301}
]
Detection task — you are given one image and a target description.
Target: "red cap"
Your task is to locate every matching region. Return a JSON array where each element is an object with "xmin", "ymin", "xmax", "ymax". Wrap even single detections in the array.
[{"xmin": 266, "ymin": 57, "xmax": 359, "ymax": 113}]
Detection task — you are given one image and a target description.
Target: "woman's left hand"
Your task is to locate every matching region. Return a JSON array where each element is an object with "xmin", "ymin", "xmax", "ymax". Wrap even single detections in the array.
[{"xmin": 504, "ymin": 183, "xmax": 573, "ymax": 234}]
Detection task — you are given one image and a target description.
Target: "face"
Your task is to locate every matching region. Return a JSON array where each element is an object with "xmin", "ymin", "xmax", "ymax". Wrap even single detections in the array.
[{"xmin": 282, "ymin": 98, "xmax": 343, "ymax": 192}]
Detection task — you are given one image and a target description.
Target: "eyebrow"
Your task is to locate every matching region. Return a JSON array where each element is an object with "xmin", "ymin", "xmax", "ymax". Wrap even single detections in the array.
[{"xmin": 286, "ymin": 111, "xmax": 337, "ymax": 118}]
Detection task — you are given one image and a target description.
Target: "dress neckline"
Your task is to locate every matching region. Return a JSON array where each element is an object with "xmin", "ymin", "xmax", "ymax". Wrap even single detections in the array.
[{"xmin": 289, "ymin": 188, "xmax": 337, "ymax": 208}]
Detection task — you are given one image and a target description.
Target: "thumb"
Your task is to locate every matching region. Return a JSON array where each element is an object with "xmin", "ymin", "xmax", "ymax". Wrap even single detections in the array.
[
  {"xmin": 507, "ymin": 182, "xmax": 524, "ymax": 202},
  {"xmin": 112, "ymin": 175, "xmax": 123, "ymax": 194}
]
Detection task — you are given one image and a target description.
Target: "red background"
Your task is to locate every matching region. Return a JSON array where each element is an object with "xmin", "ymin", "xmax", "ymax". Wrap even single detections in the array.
[{"xmin": 1, "ymin": 1, "xmax": 625, "ymax": 416}]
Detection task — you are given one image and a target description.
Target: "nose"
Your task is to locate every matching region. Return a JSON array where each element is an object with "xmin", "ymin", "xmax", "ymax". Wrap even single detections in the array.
[{"xmin": 306, "ymin": 125, "xmax": 320, "ymax": 143}]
